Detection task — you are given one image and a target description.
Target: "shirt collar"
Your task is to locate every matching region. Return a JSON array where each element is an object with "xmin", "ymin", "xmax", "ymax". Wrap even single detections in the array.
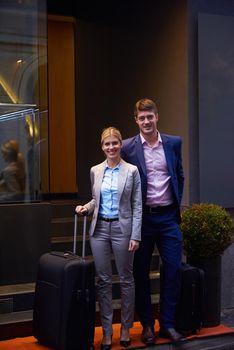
[
  {"xmin": 104, "ymin": 160, "xmax": 121, "ymax": 170},
  {"xmin": 140, "ymin": 131, "xmax": 162, "ymax": 146}
]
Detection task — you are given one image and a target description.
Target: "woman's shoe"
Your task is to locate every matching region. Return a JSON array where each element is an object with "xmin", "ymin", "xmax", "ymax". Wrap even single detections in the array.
[
  {"xmin": 101, "ymin": 335, "xmax": 112, "ymax": 350},
  {"xmin": 120, "ymin": 328, "xmax": 131, "ymax": 347},
  {"xmin": 100, "ymin": 344, "xmax": 112, "ymax": 350},
  {"xmin": 120, "ymin": 339, "xmax": 131, "ymax": 347}
]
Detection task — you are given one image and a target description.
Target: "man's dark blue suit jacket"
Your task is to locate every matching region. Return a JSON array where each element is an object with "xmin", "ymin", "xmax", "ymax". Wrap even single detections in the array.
[{"xmin": 121, "ymin": 133, "xmax": 184, "ymax": 222}]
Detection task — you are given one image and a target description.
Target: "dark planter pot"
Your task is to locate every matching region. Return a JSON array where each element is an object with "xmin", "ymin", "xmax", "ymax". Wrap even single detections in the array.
[{"xmin": 188, "ymin": 255, "xmax": 221, "ymax": 327}]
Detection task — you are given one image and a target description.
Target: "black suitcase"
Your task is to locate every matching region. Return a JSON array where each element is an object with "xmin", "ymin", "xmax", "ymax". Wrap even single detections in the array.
[
  {"xmin": 174, "ymin": 263, "xmax": 204, "ymax": 335},
  {"xmin": 33, "ymin": 215, "xmax": 96, "ymax": 350}
]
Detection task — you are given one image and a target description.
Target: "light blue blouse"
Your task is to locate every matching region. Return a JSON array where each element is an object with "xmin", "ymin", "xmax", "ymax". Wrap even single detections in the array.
[{"xmin": 98, "ymin": 164, "xmax": 119, "ymax": 218}]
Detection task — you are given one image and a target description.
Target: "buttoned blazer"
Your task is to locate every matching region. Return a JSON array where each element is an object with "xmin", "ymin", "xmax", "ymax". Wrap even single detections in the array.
[
  {"xmin": 84, "ymin": 159, "xmax": 142, "ymax": 240},
  {"xmin": 121, "ymin": 133, "xmax": 184, "ymax": 221}
]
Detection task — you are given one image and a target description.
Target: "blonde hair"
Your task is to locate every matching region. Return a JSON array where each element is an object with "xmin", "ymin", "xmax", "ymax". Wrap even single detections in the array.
[{"xmin": 101, "ymin": 127, "xmax": 122, "ymax": 145}]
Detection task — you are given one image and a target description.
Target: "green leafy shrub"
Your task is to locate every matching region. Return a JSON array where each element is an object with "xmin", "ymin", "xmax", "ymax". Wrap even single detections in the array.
[{"xmin": 180, "ymin": 203, "xmax": 234, "ymax": 258}]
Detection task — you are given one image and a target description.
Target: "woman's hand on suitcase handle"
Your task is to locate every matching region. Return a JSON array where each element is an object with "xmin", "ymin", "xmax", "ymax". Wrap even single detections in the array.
[
  {"xmin": 75, "ymin": 205, "xmax": 88, "ymax": 216},
  {"xmin": 128, "ymin": 239, "xmax": 140, "ymax": 252}
]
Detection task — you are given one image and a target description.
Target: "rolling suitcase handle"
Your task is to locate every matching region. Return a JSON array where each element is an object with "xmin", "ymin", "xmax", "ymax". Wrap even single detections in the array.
[{"xmin": 73, "ymin": 214, "xmax": 87, "ymax": 258}]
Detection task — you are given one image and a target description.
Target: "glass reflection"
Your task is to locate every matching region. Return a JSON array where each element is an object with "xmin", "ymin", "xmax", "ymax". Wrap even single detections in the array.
[
  {"xmin": 0, "ymin": 0, "xmax": 48, "ymax": 201},
  {"xmin": 0, "ymin": 139, "xmax": 26, "ymax": 201},
  {"xmin": 0, "ymin": 107, "xmax": 41, "ymax": 201}
]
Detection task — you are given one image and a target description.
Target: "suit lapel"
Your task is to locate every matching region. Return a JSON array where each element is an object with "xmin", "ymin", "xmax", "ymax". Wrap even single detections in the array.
[
  {"xmin": 94, "ymin": 162, "xmax": 106, "ymax": 206},
  {"xmin": 161, "ymin": 134, "xmax": 173, "ymax": 176},
  {"xmin": 135, "ymin": 134, "xmax": 147, "ymax": 176},
  {"xmin": 118, "ymin": 160, "xmax": 128, "ymax": 201}
]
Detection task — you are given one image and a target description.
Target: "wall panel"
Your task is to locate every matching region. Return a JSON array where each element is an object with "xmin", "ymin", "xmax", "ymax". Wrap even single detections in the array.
[
  {"xmin": 48, "ymin": 16, "xmax": 77, "ymax": 193},
  {"xmin": 198, "ymin": 13, "xmax": 234, "ymax": 207}
]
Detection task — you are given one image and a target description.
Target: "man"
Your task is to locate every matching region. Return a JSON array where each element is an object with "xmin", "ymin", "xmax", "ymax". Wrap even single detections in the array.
[{"xmin": 121, "ymin": 98, "xmax": 185, "ymax": 345}]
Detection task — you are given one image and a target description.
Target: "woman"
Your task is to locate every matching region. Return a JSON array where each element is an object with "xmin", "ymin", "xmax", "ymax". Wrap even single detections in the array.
[{"xmin": 76, "ymin": 127, "xmax": 142, "ymax": 349}]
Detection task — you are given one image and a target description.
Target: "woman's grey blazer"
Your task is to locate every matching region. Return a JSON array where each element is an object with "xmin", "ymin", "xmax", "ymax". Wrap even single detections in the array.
[{"xmin": 84, "ymin": 159, "xmax": 142, "ymax": 241}]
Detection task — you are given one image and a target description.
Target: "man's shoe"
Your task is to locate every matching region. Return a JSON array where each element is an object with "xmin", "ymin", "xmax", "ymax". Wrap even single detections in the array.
[
  {"xmin": 141, "ymin": 326, "xmax": 156, "ymax": 345},
  {"xmin": 159, "ymin": 327, "xmax": 186, "ymax": 345}
]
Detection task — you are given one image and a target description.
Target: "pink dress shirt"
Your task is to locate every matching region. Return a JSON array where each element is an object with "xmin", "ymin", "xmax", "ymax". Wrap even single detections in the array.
[{"xmin": 140, "ymin": 132, "xmax": 173, "ymax": 207}]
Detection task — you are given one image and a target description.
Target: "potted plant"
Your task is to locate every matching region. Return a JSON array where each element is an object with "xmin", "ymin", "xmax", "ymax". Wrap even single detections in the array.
[{"xmin": 180, "ymin": 203, "xmax": 234, "ymax": 327}]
